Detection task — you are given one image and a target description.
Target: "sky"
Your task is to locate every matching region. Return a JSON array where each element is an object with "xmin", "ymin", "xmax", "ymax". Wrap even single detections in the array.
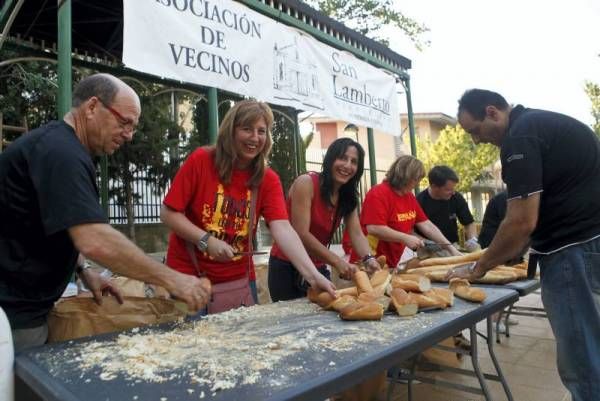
[{"xmin": 386, "ymin": 0, "xmax": 600, "ymax": 126}]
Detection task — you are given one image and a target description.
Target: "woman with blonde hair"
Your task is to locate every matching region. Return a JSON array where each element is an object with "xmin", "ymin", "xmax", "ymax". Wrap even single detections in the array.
[
  {"xmin": 161, "ymin": 100, "xmax": 336, "ymax": 313},
  {"xmin": 350, "ymin": 155, "xmax": 461, "ymax": 269}
]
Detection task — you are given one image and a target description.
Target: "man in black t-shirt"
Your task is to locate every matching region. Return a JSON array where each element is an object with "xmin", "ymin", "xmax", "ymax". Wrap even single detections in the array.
[
  {"xmin": 452, "ymin": 88, "xmax": 600, "ymax": 401},
  {"xmin": 417, "ymin": 166, "xmax": 478, "ymax": 251},
  {"xmin": 0, "ymin": 74, "xmax": 211, "ymax": 351}
]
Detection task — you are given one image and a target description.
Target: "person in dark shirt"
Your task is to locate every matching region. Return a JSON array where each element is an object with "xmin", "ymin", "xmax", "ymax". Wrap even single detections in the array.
[
  {"xmin": 478, "ymin": 191, "xmax": 508, "ymax": 249},
  {"xmin": 452, "ymin": 88, "xmax": 600, "ymax": 401},
  {"xmin": 0, "ymin": 73, "xmax": 211, "ymax": 351},
  {"xmin": 417, "ymin": 166, "xmax": 478, "ymax": 251}
]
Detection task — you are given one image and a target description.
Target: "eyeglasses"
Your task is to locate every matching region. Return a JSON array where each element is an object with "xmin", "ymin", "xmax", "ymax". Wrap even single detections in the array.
[{"xmin": 97, "ymin": 98, "xmax": 137, "ymax": 134}]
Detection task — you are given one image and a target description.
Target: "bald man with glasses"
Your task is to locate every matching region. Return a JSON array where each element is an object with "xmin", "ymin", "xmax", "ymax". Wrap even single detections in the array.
[{"xmin": 0, "ymin": 73, "xmax": 211, "ymax": 351}]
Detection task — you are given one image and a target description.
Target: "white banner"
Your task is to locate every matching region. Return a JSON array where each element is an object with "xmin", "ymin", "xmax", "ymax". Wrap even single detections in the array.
[{"xmin": 123, "ymin": 0, "xmax": 400, "ymax": 135}]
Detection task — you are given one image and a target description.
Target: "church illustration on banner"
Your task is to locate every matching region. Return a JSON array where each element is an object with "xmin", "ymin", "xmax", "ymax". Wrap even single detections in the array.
[{"xmin": 273, "ymin": 36, "xmax": 324, "ymax": 110}]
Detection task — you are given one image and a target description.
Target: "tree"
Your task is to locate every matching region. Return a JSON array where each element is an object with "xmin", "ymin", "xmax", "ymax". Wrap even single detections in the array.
[
  {"xmin": 416, "ymin": 125, "xmax": 499, "ymax": 192},
  {"xmin": 308, "ymin": 0, "xmax": 430, "ymax": 49},
  {"xmin": 585, "ymin": 81, "xmax": 600, "ymax": 138}
]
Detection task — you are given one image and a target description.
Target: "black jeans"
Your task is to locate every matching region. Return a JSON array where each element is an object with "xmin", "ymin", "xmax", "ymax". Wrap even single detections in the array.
[{"xmin": 268, "ymin": 255, "xmax": 331, "ymax": 302}]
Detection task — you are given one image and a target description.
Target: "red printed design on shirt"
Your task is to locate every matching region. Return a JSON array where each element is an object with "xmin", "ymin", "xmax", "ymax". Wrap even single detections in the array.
[{"xmin": 164, "ymin": 148, "xmax": 287, "ymax": 283}]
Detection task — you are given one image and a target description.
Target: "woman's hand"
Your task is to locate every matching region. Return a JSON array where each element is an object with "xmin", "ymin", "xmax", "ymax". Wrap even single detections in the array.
[
  {"xmin": 206, "ymin": 236, "xmax": 235, "ymax": 262},
  {"xmin": 447, "ymin": 246, "xmax": 463, "ymax": 257},
  {"xmin": 306, "ymin": 271, "xmax": 337, "ymax": 298},
  {"xmin": 363, "ymin": 257, "xmax": 381, "ymax": 273},
  {"xmin": 403, "ymin": 234, "xmax": 425, "ymax": 251},
  {"xmin": 334, "ymin": 259, "xmax": 359, "ymax": 280}
]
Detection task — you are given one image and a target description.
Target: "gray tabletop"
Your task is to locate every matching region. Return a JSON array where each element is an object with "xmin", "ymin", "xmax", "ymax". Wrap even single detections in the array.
[
  {"xmin": 476, "ymin": 278, "xmax": 541, "ymax": 297},
  {"xmin": 15, "ymin": 287, "xmax": 518, "ymax": 401}
]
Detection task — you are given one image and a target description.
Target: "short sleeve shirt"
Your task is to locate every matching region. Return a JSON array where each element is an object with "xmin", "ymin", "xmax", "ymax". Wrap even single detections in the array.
[
  {"xmin": 501, "ymin": 105, "xmax": 600, "ymax": 252},
  {"xmin": 352, "ymin": 181, "xmax": 427, "ymax": 267},
  {"xmin": 416, "ymin": 190, "xmax": 474, "ymax": 243},
  {"xmin": 0, "ymin": 121, "xmax": 107, "ymax": 328},
  {"xmin": 164, "ymin": 147, "xmax": 288, "ymax": 283}
]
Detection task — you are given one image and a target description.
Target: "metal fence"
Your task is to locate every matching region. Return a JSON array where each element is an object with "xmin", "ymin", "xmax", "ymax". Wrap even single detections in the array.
[{"xmin": 104, "ymin": 172, "xmax": 169, "ymax": 224}]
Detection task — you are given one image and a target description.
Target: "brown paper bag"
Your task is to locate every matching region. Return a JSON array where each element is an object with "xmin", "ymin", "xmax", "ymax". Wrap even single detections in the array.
[
  {"xmin": 47, "ymin": 296, "xmax": 185, "ymax": 343},
  {"xmin": 336, "ymin": 372, "xmax": 387, "ymax": 401},
  {"xmin": 420, "ymin": 337, "xmax": 462, "ymax": 368}
]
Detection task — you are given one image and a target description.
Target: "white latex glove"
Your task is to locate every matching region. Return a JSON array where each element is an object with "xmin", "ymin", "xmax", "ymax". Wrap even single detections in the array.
[{"xmin": 464, "ymin": 237, "xmax": 481, "ymax": 253}]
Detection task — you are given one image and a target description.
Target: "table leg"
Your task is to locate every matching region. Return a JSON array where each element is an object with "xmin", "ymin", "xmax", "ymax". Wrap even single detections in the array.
[
  {"xmin": 469, "ymin": 324, "xmax": 492, "ymax": 401},
  {"xmin": 486, "ymin": 317, "xmax": 514, "ymax": 401}
]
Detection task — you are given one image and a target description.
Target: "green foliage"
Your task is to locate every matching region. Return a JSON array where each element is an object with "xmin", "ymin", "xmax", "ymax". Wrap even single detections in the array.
[
  {"xmin": 0, "ymin": 48, "xmax": 78, "ymax": 137},
  {"xmin": 585, "ymin": 81, "xmax": 600, "ymax": 138},
  {"xmin": 416, "ymin": 125, "xmax": 499, "ymax": 192},
  {"xmin": 307, "ymin": 0, "xmax": 429, "ymax": 49}
]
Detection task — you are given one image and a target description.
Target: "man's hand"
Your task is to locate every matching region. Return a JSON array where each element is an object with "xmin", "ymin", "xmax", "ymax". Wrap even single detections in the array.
[
  {"xmin": 168, "ymin": 273, "xmax": 212, "ymax": 312},
  {"xmin": 79, "ymin": 268, "xmax": 124, "ymax": 305},
  {"xmin": 445, "ymin": 262, "xmax": 486, "ymax": 281}
]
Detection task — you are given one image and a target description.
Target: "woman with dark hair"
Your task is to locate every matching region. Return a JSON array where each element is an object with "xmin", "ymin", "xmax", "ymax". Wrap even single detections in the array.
[
  {"xmin": 268, "ymin": 137, "xmax": 380, "ymax": 301},
  {"xmin": 161, "ymin": 100, "xmax": 336, "ymax": 313},
  {"xmin": 350, "ymin": 155, "xmax": 461, "ymax": 269}
]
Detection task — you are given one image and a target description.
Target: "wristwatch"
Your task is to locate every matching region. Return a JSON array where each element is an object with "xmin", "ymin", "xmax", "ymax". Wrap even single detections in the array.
[
  {"xmin": 361, "ymin": 253, "xmax": 375, "ymax": 264},
  {"xmin": 197, "ymin": 232, "xmax": 211, "ymax": 252}
]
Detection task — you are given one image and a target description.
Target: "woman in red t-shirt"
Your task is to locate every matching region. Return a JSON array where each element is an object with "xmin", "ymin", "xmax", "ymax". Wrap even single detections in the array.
[
  {"xmin": 161, "ymin": 101, "xmax": 336, "ymax": 313},
  {"xmin": 353, "ymin": 155, "xmax": 461, "ymax": 269},
  {"xmin": 268, "ymin": 138, "xmax": 380, "ymax": 301}
]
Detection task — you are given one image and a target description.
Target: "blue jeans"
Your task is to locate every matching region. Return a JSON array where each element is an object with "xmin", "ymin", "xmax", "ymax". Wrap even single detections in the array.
[{"xmin": 539, "ymin": 237, "xmax": 600, "ymax": 401}]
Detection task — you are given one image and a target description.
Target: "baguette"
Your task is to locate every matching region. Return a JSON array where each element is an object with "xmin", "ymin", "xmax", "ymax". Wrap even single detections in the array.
[
  {"xmin": 424, "ymin": 270, "xmax": 452, "ymax": 283},
  {"xmin": 336, "ymin": 286, "xmax": 358, "ymax": 297},
  {"xmin": 339, "ymin": 302, "xmax": 384, "ymax": 321},
  {"xmin": 428, "ymin": 287, "xmax": 454, "ymax": 307},
  {"xmin": 474, "ymin": 270, "xmax": 517, "ymax": 284},
  {"xmin": 406, "ymin": 264, "xmax": 461, "ymax": 275},
  {"xmin": 307, "ymin": 287, "xmax": 336, "ymax": 308},
  {"xmin": 417, "ymin": 249, "xmax": 486, "ymax": 267},
  {"xmin": 370, "ymin": 269, "xmax": 391, "ymax": 288},
  {"xmin": 391, "ymin": 275, "xmax": 431, "ymax": 293},
  {"xmin": 376, "ymin": 255, "xmax": 388, "ymax": 269},
  {"xmin": 406, "ymin": 292, "xmax": 447, "ymax": 310},
  {"xmin": 494, "ymin": 266, "xmax": 527, "ymax": 279},
  {"xmin": 328, "ymin": 294, "xmax": 359, "ymax": 312},
  {"xmin": 510, "ymin": 261, "xmax": 528, "ymax": 270},
  {"xmin": 389, "ymin": 288, "xmax": 418, "ymax": 316},
  {"xmin": 353, "ymin": 271, "xmax": 374, "ymax": 294},
  {"xmin": 449, "ymin": 278, "xmax": 487, "ymax": 302}
]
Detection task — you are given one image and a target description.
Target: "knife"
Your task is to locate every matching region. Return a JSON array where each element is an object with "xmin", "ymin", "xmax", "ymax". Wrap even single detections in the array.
[{"xmin": 233, "ymin": 251, "xmax": 269, "ymax": 256}]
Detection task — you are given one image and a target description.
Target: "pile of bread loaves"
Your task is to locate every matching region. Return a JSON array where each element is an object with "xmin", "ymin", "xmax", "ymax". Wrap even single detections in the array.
[
  {"xmin": 405, "ymin": 249, "xmax": 528, "ymax": 284},
  {"xmin": 307, "ymin": 256, "xmax": 487, "ymax": 322}
]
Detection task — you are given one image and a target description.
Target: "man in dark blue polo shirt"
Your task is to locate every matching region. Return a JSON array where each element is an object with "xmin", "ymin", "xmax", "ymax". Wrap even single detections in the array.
[{"xmin": 451, "ymin": 88, "xmax": 600, "ymax": 401}]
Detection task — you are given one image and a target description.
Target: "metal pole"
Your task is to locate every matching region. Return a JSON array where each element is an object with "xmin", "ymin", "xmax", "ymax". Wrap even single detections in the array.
[
  {"xmin": 292, "ymin": 109, "xmax": 302, "ymax": 176},
  {"xmin": 0, "ymin": 0, "xmax": 16, "ymax": 31},
  {"xmin": 367, "ymin": 127, "xmax": 377, "ymax": 186},
  {"xmin": 57, "ymin": 0, "xmax": 72, "ymax": 117},
  {"xmin": 207, "ymin": 87, "xmax": 218, "ymax": 144},
  {"xmin": 404, "ymin": 77, "xmax": 417, "ymax": 157}
]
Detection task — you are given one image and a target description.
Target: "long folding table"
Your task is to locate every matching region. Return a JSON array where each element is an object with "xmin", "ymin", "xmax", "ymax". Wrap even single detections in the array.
[{"xmin": 15, "ymin": 287, "xmax": 518, "ymax": 401}]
